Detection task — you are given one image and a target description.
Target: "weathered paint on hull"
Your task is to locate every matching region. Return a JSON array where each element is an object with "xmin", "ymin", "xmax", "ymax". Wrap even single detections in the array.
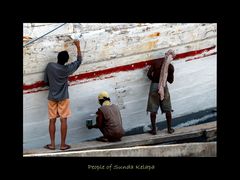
[{"xmin": 23, "ymin": 23, "xmax": 217, "ymax": 150}]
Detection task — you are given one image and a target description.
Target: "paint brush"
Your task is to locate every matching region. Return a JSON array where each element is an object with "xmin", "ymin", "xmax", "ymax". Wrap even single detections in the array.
[{"xmin": 70, "ymin": 33, "xmax": 83, "ymax": 40}]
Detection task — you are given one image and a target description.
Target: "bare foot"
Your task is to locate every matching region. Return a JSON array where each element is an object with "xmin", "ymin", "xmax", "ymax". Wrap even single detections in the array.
[
  {"xmin": 148, "ymin": 129, "xmax": 157, "ymax": 135},
  {"xmin": 168, "ymin": 128, "xmax": 175, "ymax": 134},
  {"xmin": 96, "ymin": 136, "xmax": 109, "ymax": 142}
]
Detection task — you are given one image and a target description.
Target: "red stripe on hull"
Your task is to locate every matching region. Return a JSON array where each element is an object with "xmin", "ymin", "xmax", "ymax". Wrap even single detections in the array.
[{"xmin": 23, "ymin": 46, "xmax": 216, "ymax": 93}]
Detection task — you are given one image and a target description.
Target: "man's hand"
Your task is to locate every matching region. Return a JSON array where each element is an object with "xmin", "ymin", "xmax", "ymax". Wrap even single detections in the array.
[
  {"xmin": 87, "ymin": 125, "xmax": 93, "ymax": 129},
  {"xmin": 73, "ymin": 40, "xmax": 80, "ymax": 48},
  {"xmin": 166, "ymin": 54, "xmax": 173, "ymax": 62}
]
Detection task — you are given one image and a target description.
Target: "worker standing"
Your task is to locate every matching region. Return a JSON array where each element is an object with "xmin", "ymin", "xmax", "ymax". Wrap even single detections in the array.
[
  {"xmin": 146, "ymin": 50, "xmax": 176, "ymax": 135},
  {"xmin": 43, "ymin": 40, "xmax": 82, "ymax": 150}
]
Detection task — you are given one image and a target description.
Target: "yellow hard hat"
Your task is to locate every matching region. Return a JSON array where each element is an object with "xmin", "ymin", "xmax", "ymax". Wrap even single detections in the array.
[{"xmin": 98, "ymin": 91, "xmax": 110, "ymax": 100}]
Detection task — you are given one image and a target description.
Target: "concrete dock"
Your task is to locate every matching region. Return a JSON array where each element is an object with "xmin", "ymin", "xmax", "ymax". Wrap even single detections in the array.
[{"xmin": 24, "ymin": 121, "xmax": 216, "ymax": 157}]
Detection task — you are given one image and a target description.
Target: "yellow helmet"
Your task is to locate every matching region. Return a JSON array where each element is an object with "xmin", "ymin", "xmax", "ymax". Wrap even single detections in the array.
[{"xmin": 98, "ymin": 91, "xmax": 110, "ymax": 100}]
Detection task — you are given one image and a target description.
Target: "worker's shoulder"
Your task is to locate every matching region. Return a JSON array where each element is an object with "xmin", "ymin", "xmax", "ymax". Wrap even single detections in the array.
[
  {"xmin": 153, "ymin": 58, "xmax": 163, "ymax": 67},
  {"xmin": 47, "ymin": 62, "xmax": 57, "ymax": 67},
  {"xmin": 111, "ymin": 104, "xmax": 121, "ymax": 111},
  {"xmin": 111, "ymin": 103, "xmax": 118, "ymax": 107},
  {"xmin": 101, "ymin": 104, "xmax": 119, "ymax": 109}
]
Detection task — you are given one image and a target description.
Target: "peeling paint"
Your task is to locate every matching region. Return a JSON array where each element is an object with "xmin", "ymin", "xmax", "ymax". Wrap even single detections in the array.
[
  {"xmin": 23, "ymin": 46, "xmax": 216, "ymax": 93},
  {"xmin": 23, "ymin": 23, "xmax": 217, "ymax": 75},
  {"xmin": 147, "ymin": 40, "xmax": 159, "ymax": 50},
  {"xmin": 147, "ymin": 32, "xmax": 160, "ymax": 38}
]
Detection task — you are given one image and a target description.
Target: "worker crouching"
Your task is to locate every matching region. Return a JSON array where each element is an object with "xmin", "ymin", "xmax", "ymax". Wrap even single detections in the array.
[{"xmin": 87, "ymin": 91, "xmax": 125, "ymax": 142}]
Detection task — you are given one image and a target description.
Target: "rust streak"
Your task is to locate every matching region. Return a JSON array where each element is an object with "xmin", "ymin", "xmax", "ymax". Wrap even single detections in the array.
[
  {"xmin": 64, "ymin": 43, "xmax": 68, "ymax": 50},
  {"xmin": 147, "ymin": 40, "xmax": 158, "ymax": 50},
  {"xmin": 23, "ymin": 36, "xmax": 32, "ymax": 42},
  {"xmin": 147, "ymin": 32, "xmax": 160, "ymax": 38}
]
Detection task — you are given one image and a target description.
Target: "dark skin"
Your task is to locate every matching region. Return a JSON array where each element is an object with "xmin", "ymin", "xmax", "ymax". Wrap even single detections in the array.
[
  {"xmin": 149, "ymin": 111, "xmax": 174, "ymax": 135},
  {"xmin": 74, "ymin": 40, "xmax": 81, "ymax": 57},
  {"xmin": 45, "ymin": 40, "xmax": 81, "ymax": 150}
]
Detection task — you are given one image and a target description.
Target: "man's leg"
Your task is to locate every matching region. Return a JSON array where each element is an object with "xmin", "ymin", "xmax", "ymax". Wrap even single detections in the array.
[
  {"xmin": 60, "ymin": 118, "xmax": 71, "ymax": 150},
  {"xmin": 147, "ymin": 83, "xmax": 159, "ymax": 135},
  {"xmin": 166, "ymin": 111, "xmax": 174, "ymax": 133},
  {"xmin": 44, "ymin": 118, "xmax": 56, "ymax": 150},
  {"xmin": 96, "ymin": 128, "xmax": 109, "ymax": 142},
  {"xmin": 149, "ymin": 112, "xmax": 157, "ymax": 135},
  {"xmin": 49, "ymin": 118, "xmax": 57, "ymax": 146},
  {"xmin": 44, "ymin": 100, "xmax": 57, "ymax": 150}
]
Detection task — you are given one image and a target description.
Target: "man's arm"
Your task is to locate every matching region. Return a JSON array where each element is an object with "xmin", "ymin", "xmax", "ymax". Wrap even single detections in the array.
[
  {"xmin": 147, "ymin": 65, "xmax": 154, "ymax": 80},
  {"xmin": 66, "ymin": 40, "xmax": 82, "ymax": 75},
  {"xmin": 167, "ymin": 64, "xmax": 174, "ymax": 83},
  {"xmin": 88, "ymin": 109, "xmax": 103, "ymax": 129},
  {"xmin": 73, "ymin": 40, "xmax": 82, "ymax": 61},
  {"xmin": 43, "ymin": 66, "xmax": 49, "ymax": 86}
]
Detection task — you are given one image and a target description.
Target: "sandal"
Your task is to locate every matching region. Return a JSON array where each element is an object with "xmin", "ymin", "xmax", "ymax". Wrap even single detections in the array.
[
  {"xmin": 168, "ymin": 128, "xmax": 175, "ymax": 134},
  {"xmin": 44, "ymin": 144, "xmax": 55, "ymax": 150},
  {"xmin": 60, "ymin": 144, "xmax": 71, "ymax": 150}
]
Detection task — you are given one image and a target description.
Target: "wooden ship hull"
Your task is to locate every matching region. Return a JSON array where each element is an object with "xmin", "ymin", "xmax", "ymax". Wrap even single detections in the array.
[{"xmin": 23, "ymin": 23, "xmax": 217, "ymax": 150}]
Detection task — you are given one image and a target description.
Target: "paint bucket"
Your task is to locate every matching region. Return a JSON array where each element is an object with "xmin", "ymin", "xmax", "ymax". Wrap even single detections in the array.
[
  {"xmin": 90, "ymin": 113, "xmax": 96, "ymax": 123},
  {"xmin": 86, "ymin": 119, "xmax": 93, "ymax": 128}
]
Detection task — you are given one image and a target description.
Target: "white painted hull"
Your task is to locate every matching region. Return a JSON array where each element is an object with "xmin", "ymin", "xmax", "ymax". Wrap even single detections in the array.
[{"xmin": 23, "ymin": 23, "xmax": 217, "ymax": 150}]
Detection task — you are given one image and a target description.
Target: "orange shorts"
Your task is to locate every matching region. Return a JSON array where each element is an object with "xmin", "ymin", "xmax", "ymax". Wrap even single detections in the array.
[{"xmin": 48, "ymin": 99, "xmax": 71, "ymax": 119}]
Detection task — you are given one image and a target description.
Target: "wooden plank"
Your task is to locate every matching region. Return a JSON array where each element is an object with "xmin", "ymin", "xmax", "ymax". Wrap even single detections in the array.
[{"xmin": 23, "ymin": 121, "xmax": 216, "ymax": 155}]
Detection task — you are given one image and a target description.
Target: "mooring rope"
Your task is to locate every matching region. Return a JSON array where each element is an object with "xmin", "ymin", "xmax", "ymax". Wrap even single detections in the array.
[{"xmin": 23, "ymin": 23, "xmax": 67, "ymax": 48}]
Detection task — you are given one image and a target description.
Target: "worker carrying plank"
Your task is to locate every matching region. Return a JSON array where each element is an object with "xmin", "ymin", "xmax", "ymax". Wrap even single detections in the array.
[{"xmin": 146, "ymin": 49, "xmax": 176, "ymax": 135}]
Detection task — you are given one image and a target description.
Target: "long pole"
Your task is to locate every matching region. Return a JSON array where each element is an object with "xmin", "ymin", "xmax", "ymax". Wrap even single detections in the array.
[{"xmin": 23, "ymin": 23, "xmax": 67, "ymax": 48}]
